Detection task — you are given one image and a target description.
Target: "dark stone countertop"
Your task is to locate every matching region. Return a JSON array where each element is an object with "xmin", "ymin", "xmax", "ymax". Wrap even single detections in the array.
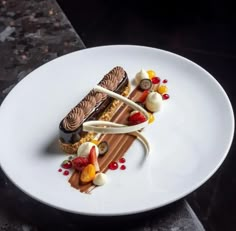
[
  {"xmin": 0, "ymin": 0, "xmax": 85, "ymax": 102},
  {"xmin": 0, "ymin": 0, "xmax": 204, "ymax": 230}
]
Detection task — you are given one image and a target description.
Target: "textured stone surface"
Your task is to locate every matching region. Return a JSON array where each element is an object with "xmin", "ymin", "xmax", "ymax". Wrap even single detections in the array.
[
  {"xmin": 0, "ymin": 175, "xmax": 205, "ymax": 230},
  {"xmin": 0, "ymin": 0, "xmax": 84, "ymax": 103}
]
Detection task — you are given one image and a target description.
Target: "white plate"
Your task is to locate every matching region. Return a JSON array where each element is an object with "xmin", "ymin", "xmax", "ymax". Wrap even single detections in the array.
[{"xmin": 0, "ymin": 45, "xmax": 234, "ymax": 216}]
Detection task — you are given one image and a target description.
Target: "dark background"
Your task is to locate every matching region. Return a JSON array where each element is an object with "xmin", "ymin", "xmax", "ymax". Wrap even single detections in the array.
[{"xmin": 57, "ymin": 1, "xmax": 235, "ymax": 230}]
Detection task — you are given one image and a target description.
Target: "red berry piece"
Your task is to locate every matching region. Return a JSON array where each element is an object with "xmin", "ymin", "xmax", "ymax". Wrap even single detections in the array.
[
  {"xmin": 163, "ymin": 94, "xmax": 170, "ymax": 100},
  {"xmin": 151, "ymin": 77, "xmax": 161, "ymax": 84},
  {"xmin": 139, "ymin": 90, "xmax": 149, "ymax": 103},
  {"xmin": 88, "ymin": 146, "xmax": 100, "ymax": 172},
  {"xmin": 128, "ymin": 112, "xmax": 146, "ymax": 125},
  {"xmin": 163, "ymin": 79, "xmax": 168, "ymax": 83},
  {"xmin": 72, "ymin": 156, "xmax": 89, "ymax": 171}
]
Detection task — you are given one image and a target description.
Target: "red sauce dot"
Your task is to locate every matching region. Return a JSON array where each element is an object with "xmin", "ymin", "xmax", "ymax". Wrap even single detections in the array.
[
  {"xmin": 163, "ymin": 94, "xmax": 170, "ymax": 100},
  {"xmin": 61, "ymin": 160, "xmax": 72, "ymax": 169},
  {"xmin": 163, "ymin": 79, "xmax": 168, "ymax": 83},
  {"xmin": 58, "ymin": 168, "xmax": 62, "ymax": 172},
  {"xmin": 108, "ymin": 161, "xmax": 118, "ymax": 170},
  {"xmin": 119, "ymin": 157, "xmax": 126, "ymax": 163},
  {"xmin": 120, "ymin": 165, "xmax": 126, "ymax": 170},
  {"xmin": 63, "ymin": 170, "xmax": 70, "ymax": 176},
  {"xmin": 151, "ymin": 77, "xmax": 161, "ymax": 84}
]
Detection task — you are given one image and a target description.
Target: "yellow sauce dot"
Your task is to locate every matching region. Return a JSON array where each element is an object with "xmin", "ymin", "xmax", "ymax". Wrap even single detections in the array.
[
  {"xmin": 91, "ymin": 140, "xmax": 100, "ymax": 146},
  {"xmin": 157, "ymin": 85, "xmax": 168, "ymax": 94},
  {"xmin": 147, "ymin": 70, "xmax": 156, "ymax": 79},
  {"xmin": 148, "ymin": 113, "xmax": 155, "ymax": 124}
]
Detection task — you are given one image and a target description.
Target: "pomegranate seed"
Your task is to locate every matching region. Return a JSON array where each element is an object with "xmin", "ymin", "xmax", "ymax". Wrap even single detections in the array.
[
  {"xmin": 109, "ymin": 161, "xmax": 118, "ymax": 170},
  {"xmin": 163, "ymin": 94, "xmax": 170, "ymax": 100},
  {"xmin": 120, "ymin": 165, "xmax": 126, "ymax": 170},
  {"xmin": 61, "ymin": 160, "xmax": 72, "ymax": 169},
  {"xmin": 151, "ymin": 77, "xmax": 160, "ymax": 84},
  {"xmin": 63, "ymin": 170, "xmax": 70, "ymax": 176},
  {"xmin": 119, "ymin": 157, "xmax": 126, "ymax": 163}
]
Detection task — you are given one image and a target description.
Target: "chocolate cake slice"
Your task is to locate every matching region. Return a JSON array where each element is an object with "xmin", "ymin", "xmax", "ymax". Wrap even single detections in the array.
[{"xmin": 59, "ymin": 66, "xmax": 130, "ymax": 153}]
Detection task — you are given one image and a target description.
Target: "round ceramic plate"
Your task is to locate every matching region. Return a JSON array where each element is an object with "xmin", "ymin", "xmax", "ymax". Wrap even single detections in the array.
[{"xmin": 0, "ymin": 45, "xmax": 234, "ymax": 216}]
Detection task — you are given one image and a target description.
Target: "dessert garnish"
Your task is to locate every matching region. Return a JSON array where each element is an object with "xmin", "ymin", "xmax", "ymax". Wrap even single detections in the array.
[
  {"xmin": 128, "ymin": 111, "xmax": 147, "ymax": 125},
  {"xmin": 163, "ymin": 93, "xmax": 170, "ymax": 100},
  {"xmin": 145, "ymin": 92, "xmax": 162, "ymax": 112},
  {"xmin": 135, "ymin": 69, "xmax": 149, "ymax": 84},
  {"xmin": 93, "ymin": 173, "xmax": 107, "ymax": 186},
  {"xmin": 61, "ymin": 160, "xmax": 72, "ymax": 169},
  {"xmin": 63, "ymin": 170, "xmax": 70, "ymax": 176},
  {"xmin": 77, "ymin": 142, "xmax": 99, "ymax": 157},
  {"xmin": 58, "ymin": 67, "xmax": 170, "ymax": 193},
  {"xmin": 147, "ymin": 70, "xmax": 156, "ymax": 79},
  {"xmin": 80, "ymin": 164, "xmax": 96, "ymax": 183},
  {"xmin": 139, "ymin": 79, "xmax": 152, "ymax": 90},
  {"xmin": 119, "ymin": 157, "xmax": 126, "ymax": 163},
  {"xmin": 139, "ymin": 90, "xmax": 149, "ymax": 103},
  {"xmin": 98, "ymin": 141, "xmax": 109, "ymax": 155},
  {"xmin": 120, "ymin": 165, "xmax": 126, "ymax": 170},
  {"xmin": 72, "ymin": 156, "xmax": 89, "ymax": 171},
  {"xmin": 151, "ymin": 76, "xmax": 161, "ymax": 85},
  {"xmin": 148, "ymin": 112, "xmax": 155, "ymax": 124},
  {"xmin": 108, "ymin": 161, "xmax": 119, "ymax": 170},
  {"xmin": 88, "ymin": 146, "xmax": 100, "ymax": 172},
  {"xmin": 157, "ymin": 84, "xmax": 168, "ymax": 95}
]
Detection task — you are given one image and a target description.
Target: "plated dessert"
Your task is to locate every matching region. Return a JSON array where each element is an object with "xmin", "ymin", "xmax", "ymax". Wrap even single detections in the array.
[{"xmin": 58, "ymin": 66, "xmax": 169, "ymax": 193}]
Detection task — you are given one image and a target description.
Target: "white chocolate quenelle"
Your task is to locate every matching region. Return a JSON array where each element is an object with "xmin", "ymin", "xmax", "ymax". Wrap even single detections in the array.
[
  {"xmin": 145, "ymin": 92, "xmax": 163, "ymax": 112},
  {"xmin": 93, "ymin": 173, "xmax": 108, "ymax": 186},
  {"xmin": 135, "ymin": 69, "xmax": 149, "ymax": 84}
]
